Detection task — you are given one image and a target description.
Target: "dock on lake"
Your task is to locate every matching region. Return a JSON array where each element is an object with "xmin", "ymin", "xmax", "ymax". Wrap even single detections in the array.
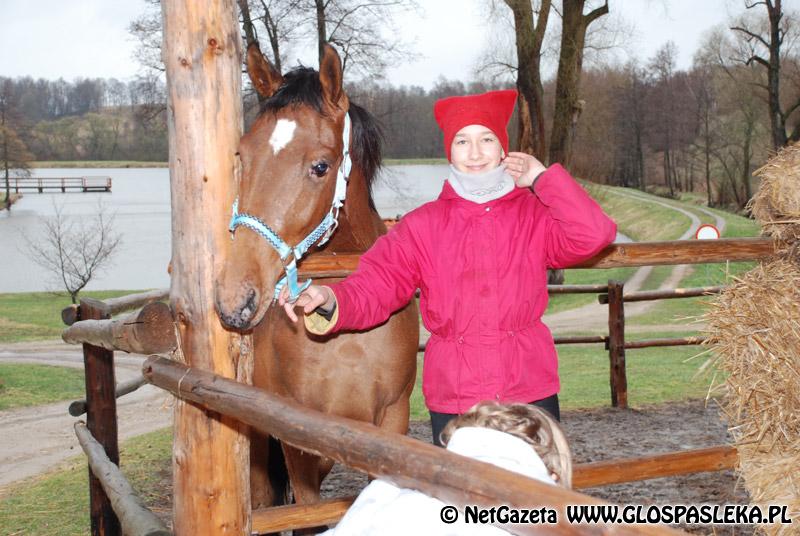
[{"xmin": 10, "ymin": 176, "xmax": 112, "ymax": 193}]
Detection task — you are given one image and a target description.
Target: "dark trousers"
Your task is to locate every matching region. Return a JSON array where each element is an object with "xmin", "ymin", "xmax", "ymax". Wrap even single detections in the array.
[{"xmin": 429, "ymin": 394, "xmax": 560, "ymax": 447}]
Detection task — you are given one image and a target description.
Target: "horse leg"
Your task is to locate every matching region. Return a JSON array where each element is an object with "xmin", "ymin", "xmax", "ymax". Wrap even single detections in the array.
[
  {"xmin": 250, "ymin": 433, "xmax": 289, "ymax": 510},
  {"xmin": 282, "ymin": 443, "xmax": 334, "ymax": 535},
  {"xmin": 375, "ymin": 376, "xmax": 414, "ymax": 435}
]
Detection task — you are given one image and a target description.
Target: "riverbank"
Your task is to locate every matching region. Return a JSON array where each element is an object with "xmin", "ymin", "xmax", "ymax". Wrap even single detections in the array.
[{"xmin": 30, "ymin": 161, "xmax": 169, "ymax": 168}]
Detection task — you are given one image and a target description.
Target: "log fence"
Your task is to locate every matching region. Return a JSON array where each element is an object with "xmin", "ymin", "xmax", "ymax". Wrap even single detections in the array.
[{"xmin": 57, "ymin": 237, "xmax": 772, "ymax": 535}]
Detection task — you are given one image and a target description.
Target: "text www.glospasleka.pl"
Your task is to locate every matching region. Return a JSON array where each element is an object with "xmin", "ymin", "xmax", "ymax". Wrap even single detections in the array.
[{"xmin": 438, "ymin": 503, "xmax": 793, "ymax": 526}]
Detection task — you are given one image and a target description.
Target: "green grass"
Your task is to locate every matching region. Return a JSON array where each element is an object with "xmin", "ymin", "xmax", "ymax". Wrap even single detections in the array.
[
  {"xmin": 0, "ymin": 290, "xmax": 140, "ymax": 344},
  {"xmin": 558, "ymin": 337, "xmax": 714, "ymax": 409},
  {"xmin": 30, "ymin": 161, "xmax": 168, "ymax": 168},
  {"xmin": 0, "ymin": 364, "xmax": 85, "ymax": 410},
  {"xmin": 0, "ymin": 427, "xmax": 173, "ymax": 536}
]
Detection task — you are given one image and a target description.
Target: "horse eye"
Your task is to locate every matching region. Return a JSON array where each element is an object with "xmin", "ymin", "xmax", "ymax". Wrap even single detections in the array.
[{"xmin": 311, "ymin": 162, "xmax": 329, "ymax": 177}]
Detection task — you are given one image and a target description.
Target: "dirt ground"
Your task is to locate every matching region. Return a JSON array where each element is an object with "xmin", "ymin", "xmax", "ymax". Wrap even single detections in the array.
[{"xmin": 318, "ymin": 399, "xmax": 752, "ymax": 534}]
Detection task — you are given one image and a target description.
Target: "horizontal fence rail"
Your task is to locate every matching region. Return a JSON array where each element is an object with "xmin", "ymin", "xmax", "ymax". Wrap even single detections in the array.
[
  {"xmin": 75, "ymin": 422, "xmax": 170, "ymax": 536},
  {"xmin": 62, "ymin": 289, "xmax": 170, "ymax": 326},
  {"xmin": 142, "ymin": 355, "xmax": 685, "ymax": 536},
  {"xmin": 62, "ymin": 302, "xmax": 177, "ymax": 354},
  {"xmin": 250, "ymin": 445, "xmax": 737, "ymax": 533},
  {"xmin": 598, "ymin": 286, "xmax": 724, "ymax": 304},
  {"xmin": 69, "ymin": 376, "xmax": 147, "ymax": 417},
  {"xmin": 298, "ymin": 238, "xmax": 773, "ymax": 279}
]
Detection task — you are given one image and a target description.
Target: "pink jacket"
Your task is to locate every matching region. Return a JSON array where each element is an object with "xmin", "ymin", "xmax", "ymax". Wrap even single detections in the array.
[{"xmin": 329, "ymin": 164, "xmax": 616, "ymax": 413}]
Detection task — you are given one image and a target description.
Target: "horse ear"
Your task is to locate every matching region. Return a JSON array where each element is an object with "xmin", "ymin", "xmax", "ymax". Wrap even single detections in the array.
[
  {"xmin": 319, "ymin": 43, "xmax": 348, "ymax": 110},
  {"xmin": 246, "ymin": 43, "xmax": 283, "ymax": 98}
]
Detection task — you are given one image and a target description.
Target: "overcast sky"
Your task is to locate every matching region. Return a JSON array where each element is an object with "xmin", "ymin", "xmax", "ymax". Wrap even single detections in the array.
[{"xmin": 1, "ymin": 0, "xmax": 752, "ymax": 88}]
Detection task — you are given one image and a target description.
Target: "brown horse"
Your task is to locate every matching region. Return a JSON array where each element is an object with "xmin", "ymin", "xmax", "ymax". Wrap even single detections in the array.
[{"xmin": 215, "ymin": 43, "xmax": 419, "ymax": 514}]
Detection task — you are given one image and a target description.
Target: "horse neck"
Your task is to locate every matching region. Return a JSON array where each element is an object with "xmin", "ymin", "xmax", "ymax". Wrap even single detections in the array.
[{"xmin": 323, "ymin": 167, "xmax": 384, "ymax": 254}]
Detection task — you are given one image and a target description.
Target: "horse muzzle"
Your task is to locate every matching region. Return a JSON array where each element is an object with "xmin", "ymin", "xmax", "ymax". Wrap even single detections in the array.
[{"xmin": 215, "ymin": 284, "xmax": 262, "ymax": 331}]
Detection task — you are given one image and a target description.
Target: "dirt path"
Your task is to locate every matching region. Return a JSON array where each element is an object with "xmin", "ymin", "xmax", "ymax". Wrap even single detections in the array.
[
  {"xmin": 0, "ymin": 341, "xmax": 172, "ymax": 491},
  {"xmin": 543, "ymin": 192, "xmax": 726, "ymax": 333}
]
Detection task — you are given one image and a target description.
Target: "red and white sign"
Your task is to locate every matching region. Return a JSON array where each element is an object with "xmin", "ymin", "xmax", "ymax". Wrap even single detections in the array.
[{"xmin": 695, "ymin": 224, "xmax": 720, "ymax": 240}]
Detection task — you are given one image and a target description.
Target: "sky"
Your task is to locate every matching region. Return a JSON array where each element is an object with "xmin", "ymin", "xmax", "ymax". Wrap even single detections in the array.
[{"xmin": 0, "ymin": 0, "xmax": 752, "ymax": 88}]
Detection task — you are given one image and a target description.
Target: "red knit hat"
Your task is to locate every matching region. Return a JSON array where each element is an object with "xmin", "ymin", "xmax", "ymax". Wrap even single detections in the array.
[{"xmin": 434, "ymin": 89, "xmax": 518, "ymax": 161}]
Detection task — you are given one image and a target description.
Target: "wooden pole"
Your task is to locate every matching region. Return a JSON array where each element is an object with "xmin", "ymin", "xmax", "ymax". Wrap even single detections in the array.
[
  {"xmin": 75, "ymin": 422, "xmax": 171, "ymax": 536},
  {"xmin": 606, "ymin": 280, "xmax": 627, "ymax": 409},
  {"xmin": 161, "ymin": 1, "xmax": 251, "ymax": 534},
  {"xmin": 62, "ymin": 302, "xmax": 177, "ymax": 354},
  {"xmin": 80, "ymin": 298, "xmax": 121, "ymax": 536},
  {"xmin": 144, "ymin": 356, "xmax": 686, "ymax": 536}
]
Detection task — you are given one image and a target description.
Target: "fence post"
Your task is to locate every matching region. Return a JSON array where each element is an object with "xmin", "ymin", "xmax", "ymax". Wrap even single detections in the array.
[
  {"xmin": 78, "ymin": 298, "xmax": 121, "ymax": 536},
  {"xmin": 607, "ymin": 280, "xmax": 628, "ymax": 408}
]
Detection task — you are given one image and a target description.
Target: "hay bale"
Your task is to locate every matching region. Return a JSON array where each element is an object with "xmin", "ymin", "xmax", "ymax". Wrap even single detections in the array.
[
  {"xmin": 747, "ymin": 142, "xmax": 800, "ymax": 248},
  {"xmin": 704, "ymin": 257, "xmax": 800, "ymax": 534}
]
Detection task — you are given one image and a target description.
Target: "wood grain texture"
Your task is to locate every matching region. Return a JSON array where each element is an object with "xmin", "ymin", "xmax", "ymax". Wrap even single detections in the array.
[{"xmin": 161, "ymin": 0, "xmax": 251, "ymax": 533}]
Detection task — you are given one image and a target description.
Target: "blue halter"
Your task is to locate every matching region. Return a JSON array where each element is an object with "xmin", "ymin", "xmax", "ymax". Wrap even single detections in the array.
[{"xmin": 229, "ymin": 113, "xmax": 352, "ymax": 303}]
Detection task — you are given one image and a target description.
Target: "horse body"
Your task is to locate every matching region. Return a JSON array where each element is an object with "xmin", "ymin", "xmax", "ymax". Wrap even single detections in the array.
[{"xmin": 215, "ymin": 43, "xmax": 418, "ymax": 512}]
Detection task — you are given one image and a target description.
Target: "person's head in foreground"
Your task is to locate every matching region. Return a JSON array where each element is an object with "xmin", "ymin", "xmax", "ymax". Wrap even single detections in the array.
[
  {"xmin": 434, "ymin": 89, "xmax": 517, "ymax": 174},
  {"xmin": 440, "ymin": 401, "xmax": 572, "ymax": 488}
]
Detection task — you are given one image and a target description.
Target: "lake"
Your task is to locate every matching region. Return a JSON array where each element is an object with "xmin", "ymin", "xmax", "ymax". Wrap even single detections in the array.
[{"xmin": 0, "ymin": 166, "xmax": 448, "ymax": 293}]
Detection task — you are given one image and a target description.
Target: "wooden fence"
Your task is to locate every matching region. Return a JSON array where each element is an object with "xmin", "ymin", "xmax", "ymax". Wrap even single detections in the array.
[
  {"xmin": 10, "ymin": 176, "xmax": 112, "ymax": 193},
  {"xmin": 59, "ymin": 236, "xmax": 773, "ymax": 535}
]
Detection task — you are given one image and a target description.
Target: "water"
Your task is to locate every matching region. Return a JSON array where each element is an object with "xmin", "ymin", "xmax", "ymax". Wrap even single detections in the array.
[
  {"xmin": 0, "ymin": 166, "xmax": 627, "ymax": 293},
  {"xmin": 0, "ymin": 166, "xmax": 448, "ymax": 293}
]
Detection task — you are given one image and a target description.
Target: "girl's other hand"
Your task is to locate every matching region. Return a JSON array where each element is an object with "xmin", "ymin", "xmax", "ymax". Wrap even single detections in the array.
[
  {"xmin": 278, "ymin": 284, "xmax": 335, "ymax": 323},
  {"xmin": 504, "ymin": 152, "xmax": 547, "ymax": 188}
]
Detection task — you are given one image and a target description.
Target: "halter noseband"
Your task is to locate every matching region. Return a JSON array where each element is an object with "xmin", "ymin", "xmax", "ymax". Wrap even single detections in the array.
[{"xmin": 229, "ymin": 112, "xmax": 352, "ymax": 304}]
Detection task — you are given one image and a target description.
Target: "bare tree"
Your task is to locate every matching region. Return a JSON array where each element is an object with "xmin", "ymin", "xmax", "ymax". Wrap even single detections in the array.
[
  {"xmin": 503, "ymin": 0, "xmax": 551, "ymax": 159},
  {"xmin": 731, "ymin": 0, "xmax": 800, "ymax": 149},
  {"xmin": 548, "ymin": 0, "xmax": 608, "ymax": 167},
  {"xmin": 1, "ymin": 80, "xmax": 33, "ymax": 210},
  {"xmin": 309, "ymin": 0, "xmax": 421, "ymax": 79},
  {"xmin": 23, "ymin": 201, "xmax": 121, "ymax": 304}
]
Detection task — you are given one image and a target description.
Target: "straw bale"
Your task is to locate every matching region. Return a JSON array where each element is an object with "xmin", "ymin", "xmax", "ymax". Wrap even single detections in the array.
[
  {"xmin": 748, "ymin": 142, "xmax": 800, "ymax": 248},
  {"xmin": 704, "ymin": 257, "xmax": 800, "ymax": 534}
]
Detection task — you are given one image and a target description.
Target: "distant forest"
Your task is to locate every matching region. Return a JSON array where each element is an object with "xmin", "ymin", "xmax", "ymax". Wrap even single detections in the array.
[{"xmin": 2, "ymin": 0, "xmax": 799, "ymax": 213}]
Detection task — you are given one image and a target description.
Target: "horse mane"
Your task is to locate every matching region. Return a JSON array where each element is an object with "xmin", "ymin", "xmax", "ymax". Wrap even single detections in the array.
[{"xmin": 263, "ymin": 67, "xmax": 382, "ymax": 209}]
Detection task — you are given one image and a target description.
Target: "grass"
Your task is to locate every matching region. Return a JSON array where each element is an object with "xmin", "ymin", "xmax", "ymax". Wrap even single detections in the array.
[
  {"xmin": 0, "ymin": 364, "xmax": 85, "ymax": 410},
  {"xmin": 30, "ymin": 161, "xmax": 169, "ymax": 168},
  {"xmin": 0, "ymin": 290, "xmax": 140, "ymax": 344},
  {"xmin": 0, "ymin": 427, "xmax": 173, "ymax": 536}
]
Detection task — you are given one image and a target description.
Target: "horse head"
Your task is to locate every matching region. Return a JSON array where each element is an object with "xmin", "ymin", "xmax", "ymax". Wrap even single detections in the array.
[{"xmin": 216, "ymin": 43, "xmax": 354, "ymax": 331}]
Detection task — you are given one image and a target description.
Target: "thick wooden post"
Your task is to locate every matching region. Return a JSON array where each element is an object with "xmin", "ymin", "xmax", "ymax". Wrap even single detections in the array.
[
  {"xmin": 162, "ymin": 1, "xmax": 251, "ymax": 534},
  {"xmin": 79, "ymin": 298, "xmax": 121, "ymax": 536},
  {"xmin": 607, "ymin": 280, "xmax": 628, "ymax": 408}
]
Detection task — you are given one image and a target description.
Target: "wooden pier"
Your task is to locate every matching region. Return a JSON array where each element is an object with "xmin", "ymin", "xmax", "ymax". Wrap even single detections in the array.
[{"xmin": 12, "ymin": 176, "xmax": 112, "ymax": 193}]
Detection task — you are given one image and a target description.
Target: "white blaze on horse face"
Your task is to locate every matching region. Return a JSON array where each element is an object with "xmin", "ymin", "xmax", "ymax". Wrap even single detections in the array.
[{"xmin": 269, "ymin": 119, "xmax": 297, "ymax": 154}]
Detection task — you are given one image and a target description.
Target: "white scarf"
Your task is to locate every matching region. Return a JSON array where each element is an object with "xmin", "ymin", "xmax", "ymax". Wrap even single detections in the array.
[
  {"xmin": 447, "ymin": 427, "xmax": 555, "ymax": 484},
  {"xmin": 447, "ymin": 164, "xmax": 515, "ymax": 204}
]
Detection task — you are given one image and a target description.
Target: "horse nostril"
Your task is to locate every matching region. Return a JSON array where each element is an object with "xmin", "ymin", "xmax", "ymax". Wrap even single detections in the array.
[{"xmin": 238, "ymin": 288, "xmax": 259, "ymax": 324}]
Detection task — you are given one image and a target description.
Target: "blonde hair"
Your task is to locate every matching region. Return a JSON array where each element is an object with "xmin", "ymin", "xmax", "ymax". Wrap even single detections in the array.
[{"xmin": 440, "ymin": 401, "xmax": 573, "ymax": 488}]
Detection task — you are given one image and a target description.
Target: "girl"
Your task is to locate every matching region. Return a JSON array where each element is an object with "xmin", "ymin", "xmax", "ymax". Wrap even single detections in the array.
[
  {"xmin": 280, "ymin": 89, "xmax": 616, "ymax": 445},
  {"xmin": 320, "ymin": 401, "xmax": 572, "ymax": 535}
]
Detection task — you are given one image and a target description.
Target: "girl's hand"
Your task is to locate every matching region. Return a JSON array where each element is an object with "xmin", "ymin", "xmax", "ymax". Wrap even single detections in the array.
[
  {"xmin": 503, "ymin": 152, "xmax": 547, "ymax": 188},
  {"xmin": 277, "ymin": 284, "xmax": 335, "ymax": 323}
]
